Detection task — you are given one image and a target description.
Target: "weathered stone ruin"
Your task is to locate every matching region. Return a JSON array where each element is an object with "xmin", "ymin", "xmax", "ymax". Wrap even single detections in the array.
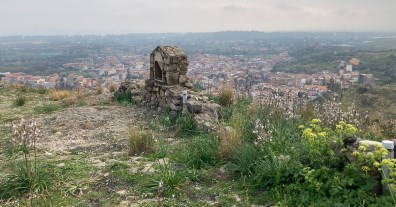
[
  {"xmin": 149, "ymin": 46, "xmax": 191, "ymax": 87},
  {"xmin": 142, "ymin": 46, "xmax": 192, "ymax": 112},
  {"xmin": 140, "ymin": 46, "xmax": 220, "ymax": 130}
]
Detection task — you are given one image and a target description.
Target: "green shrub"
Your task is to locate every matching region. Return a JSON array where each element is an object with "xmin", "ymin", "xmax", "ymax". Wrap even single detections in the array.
[
  {"xmin": 113, "ymin": 90, "xmax": 133, "ymax": 104},
  {"xmin": 175, "ymin": 133, "xmax": 218, "ymax": 169},
  {"xmin": 13, "ymin": 96, "xmax": 26, "ymax": 107},
  {"xmin": 128, "ymin": 126, "xmax": 153, "ymax": 155}
]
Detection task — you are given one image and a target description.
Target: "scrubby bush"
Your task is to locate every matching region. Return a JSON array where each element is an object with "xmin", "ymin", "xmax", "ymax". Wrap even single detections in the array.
[{"xmin": 128, "ymin": 126, "xmax": 153, "ymax": 155}]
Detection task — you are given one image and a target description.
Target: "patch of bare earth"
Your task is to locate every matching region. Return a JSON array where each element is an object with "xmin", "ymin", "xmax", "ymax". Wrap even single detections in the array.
[{"xmin": 36, "ymin": 105, "xmax": 148, "ymax": 154}]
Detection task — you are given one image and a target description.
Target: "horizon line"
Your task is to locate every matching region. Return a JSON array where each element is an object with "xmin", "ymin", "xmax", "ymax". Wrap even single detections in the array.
[{"xmin": 1, "ymin": 29, "xmax": 396, "ymax": 38}]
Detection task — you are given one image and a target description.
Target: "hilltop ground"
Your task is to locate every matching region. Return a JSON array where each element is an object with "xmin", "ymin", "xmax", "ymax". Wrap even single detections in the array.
[
  {"xmin": 0, "ymin": 85, "xmax": 255, "ymax": 207},
  {"xmin": 1, "ymin": 83, "xmax": 395, "ymax": 207}
]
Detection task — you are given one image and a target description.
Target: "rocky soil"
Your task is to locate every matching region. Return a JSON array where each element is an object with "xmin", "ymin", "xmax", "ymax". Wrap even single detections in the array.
[{"xmin": 36, "ymin": 105, "xmax": 148, "ymax": 153}]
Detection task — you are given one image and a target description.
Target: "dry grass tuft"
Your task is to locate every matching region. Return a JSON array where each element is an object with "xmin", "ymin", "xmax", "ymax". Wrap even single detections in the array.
[
  {"xmin": 61, "ymin": 96, "xmax": 78, "ymax": 107},
  {"xmin": 49, "ymin": 89, "xmax": 73, "ymax": 101},
  {"xmin": 128, "ymin": 126, "xmax": 154, "ymax": 155},
  {"xmin": 248, "ymin": 102, "xmax": 258, "ymax": 119},
  {"xmin": 95, "ymin": 86, "xmax": 104, "ymax": 95},
  {"xmin": 216, "ymin": 125, "xmax": 241, "ymax": 160},
  {"xmin": 219, "ymin": 84, "xmax": 234, "ymax": 106},
  {"xmin": 109, "ymin": 84, "xmax": 118, "ymax": 93}
]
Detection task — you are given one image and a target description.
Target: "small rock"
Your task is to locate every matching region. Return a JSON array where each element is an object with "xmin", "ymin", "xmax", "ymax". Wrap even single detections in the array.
[
  {"xmin": 56, "ymin": 163, "xmax": 65, "ymax": 167},
  {"xmin": 93, "ymin": 162, "xmax": 106, "ymax": 167},
  {"xmin": 186, "ymin": 100, "xmax": 203, "ymax": 113},
  {"xmin": 127, "ymin": 196, "xmax": 139, "ymax": 201},
  {"xmin": 202, "ymin": 122, "xmax": 213, "ymax": 131},
  {"xmin": 119, "ymin": 201, "xmax": 129, "ymax": 207},
  {"xmin": 129, "ymin": 167, "xmax": 139, "ymax": 174},
  {"xmin": 44, "ymin": 152, "xmax": 53, "ymax": 156},
  {"xmin": 234, "ymin": 194, "xmax": 241, "ymax": 202},
  {"xmin": 158, "ymin": 158, "xmax": 170, "ymax": 166},
  {"xmin": 103, "ymin": 173, "xmax": 110, "ymax": 177},
  {"xmin": 138, "ymin": 198, "xmax": 157, "ymax": 204},
  {"xmin": 185, "ymin": 82, "xmax": 193, "ymax": 89},
  {"xmin": 117, "ymin": 190, "xmax": 127, "ymax": 196},
  {"xmin": 130, "ymin": 156, "xmax": 143, "ymax": 162},
  {"xmin": 92, "ymin": 159, "xmax": 106, "ymax": 167},
  {"xmin": 142, "ymin": 163, "xmax": 155, "ymax": 174}
]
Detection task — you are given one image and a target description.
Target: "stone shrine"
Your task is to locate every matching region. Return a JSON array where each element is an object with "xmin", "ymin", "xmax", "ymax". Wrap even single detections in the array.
[
  {"xmin": 149, "ymin": 46, "xmax": 190, "ymax": 86},
  {"xmin": 141, "ymin": 46, "xmax": 220, "ymax": 131}
]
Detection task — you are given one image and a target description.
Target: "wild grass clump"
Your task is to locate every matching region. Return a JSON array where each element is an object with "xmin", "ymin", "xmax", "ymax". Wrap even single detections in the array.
[
  {"xmin": 138, "ymin": 162, "xmax": 185, "ymax": 198},
  {"xmin": 35, "ymin": 103, "xmax": 62, "ymax": 114},
  {"xmin": 175, "ymin": 112, "xmax": 199, "ymax": 136},
  {"xmin": 0, "ymin": 118, "xmax": 54, "ymax": 200},
  {"xmin": 95, "ymin": 86, "xmax": 103, "ymax": 95},
  {"xmin": 61, "ymin": 96, "xmax": 78, "ymax": 107},
  {"xmin": 128, "ymin": 126, "xmax": 154, "ymax": 155},
  {"xmin": 231, "ymin": 143, "xmax": 261, "ymax": 176},
  {"xmin": 49, "ymin": 89, "xmax": 73, "ymax": 101},
  {"xmin": 13, "ymin": 96, "xmax": 26, "ymax": 107},
  {"xmin": 175, "ymin": 133, "xmax": 218, "ymax": 169},
  {"xmin": 216, "ymin": 126, "xmax": 241, "ymax": 160},
  {"xmin": 34, "ymin": 87, "xmax": 48, "ymax": 94},
  {"xmin": 109, "ymin": 84, "xmax": 118, "ymax": 93},
  {"xmin": 219, "ymin": 85, "xmax": 234, "ymax": 107}
]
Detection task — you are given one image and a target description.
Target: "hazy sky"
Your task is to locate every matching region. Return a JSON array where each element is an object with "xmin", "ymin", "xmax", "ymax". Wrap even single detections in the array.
[{"xmin": 1, "ymin": 0, "xmax": 396, "ymax": 35}]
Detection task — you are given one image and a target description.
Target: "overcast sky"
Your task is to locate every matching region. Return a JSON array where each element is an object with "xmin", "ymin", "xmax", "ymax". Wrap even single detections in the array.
[{"xmin": 1, "ymin": 0, "xmax": 395, "ymax": 35}]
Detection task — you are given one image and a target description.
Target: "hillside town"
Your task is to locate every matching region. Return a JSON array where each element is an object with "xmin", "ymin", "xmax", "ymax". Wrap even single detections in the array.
[{"xmin": 0, "ymin": 49, "xmax": 374, "ymax": 104}]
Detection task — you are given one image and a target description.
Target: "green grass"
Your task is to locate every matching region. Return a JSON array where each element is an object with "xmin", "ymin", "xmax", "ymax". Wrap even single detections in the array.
[
  {"xmin": 0, "ymin": 161, "xmax": 55, "ymax": 200},
  {"xmin": 175, "ymin": 133, "xmax": 218, "ymax": 169},
  {"xmin": 113, "ymin": 90, "xmax": 134, "ymax": 105},
  {"xmin": 13, "ymin": 96, "xmax": 26, "ymax": 107},
  {"xmin": 128, "ymin": 126, "xmax": 154, "ymax": 155},
  {"xmin": 34, "ymin": 103, "xmax": 62, "ymax": 114},
  {"xmin": 175, "ymin": 112, "xmax": 200, "ymax": 136}
]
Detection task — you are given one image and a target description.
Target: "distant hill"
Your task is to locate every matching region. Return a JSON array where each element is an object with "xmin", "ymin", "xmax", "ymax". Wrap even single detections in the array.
[
  {"xmin": 342, "ymin": 84, "xmax": 396, "ymax": 120},
  {"xmin": 273, "ymin": 47, "xmax": 396, "ymax": 84}
]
